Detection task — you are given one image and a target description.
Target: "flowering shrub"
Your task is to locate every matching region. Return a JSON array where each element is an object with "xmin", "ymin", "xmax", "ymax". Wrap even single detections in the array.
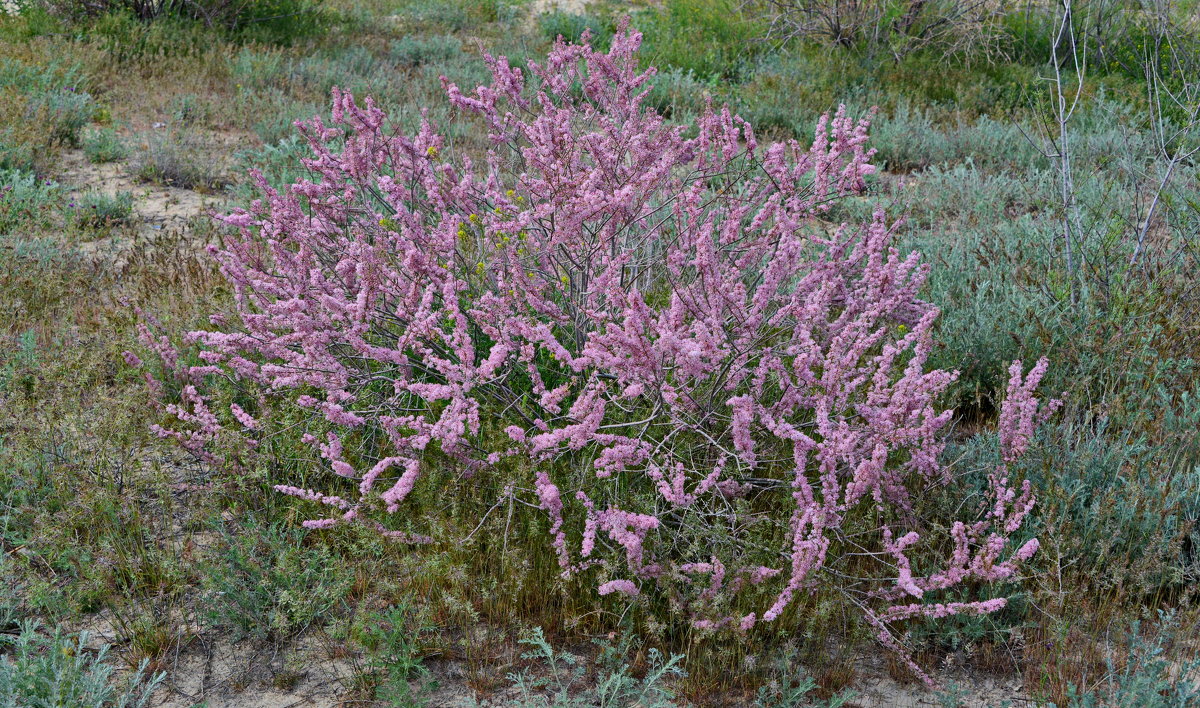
[{"xmin": 132, "ymin": 22, "xmax": 1057, "ymax": 683}]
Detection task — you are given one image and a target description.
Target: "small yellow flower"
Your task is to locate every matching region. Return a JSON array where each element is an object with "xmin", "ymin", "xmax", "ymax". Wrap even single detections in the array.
[
  {"xmin": 469, "ymin": 213, "xmax": 480, "ymax": 224},
  {"xmin": 426, "ymin": 145, "xmax": 439, "ymax": 158},
  {"xmin": 505, "ymin": 189, "xmax": 515, "ymax": 198},
  {"xmin": 898, "ymin": 324, "xmax": 908, "ymax": 334}
]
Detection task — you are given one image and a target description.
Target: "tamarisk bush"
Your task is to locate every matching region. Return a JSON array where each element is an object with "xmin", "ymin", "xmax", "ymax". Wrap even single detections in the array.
[{"xmin": 132, "ymin": 22, "xmax": 1057, "ymax": 683}]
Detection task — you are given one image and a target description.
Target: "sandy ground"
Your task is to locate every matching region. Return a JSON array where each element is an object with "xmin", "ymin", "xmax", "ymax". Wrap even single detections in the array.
[
  {"xmin": 75, "ymin": 602, "xmax": 1030, "ymax": 708},
  {"xmin": 531, "ymin": 0, "xmax": 593, "ymax": 16}
]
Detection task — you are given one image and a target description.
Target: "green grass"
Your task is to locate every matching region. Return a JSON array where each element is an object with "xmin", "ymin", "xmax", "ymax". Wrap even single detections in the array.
[
  {"xmin": 632, "ymin": 0, "xmax": 767, "ymax": 81},
  {"xmin": 133, "ymin": 128, "xmax": 227, "ymax": 191},
  {"xmin": 537, "ymin": 11, "xmax": 611, "ymax": 49},
  {"xmin": 198, "ymin": 516, "xmax": 353, "ymax": 641},
  {"xmin": 71, "ymin": 190, "xmax": 133, "ymax": 230},
  {"xmin": 81, "ymin": 126, "xmax": 127, "ymax": 163}
]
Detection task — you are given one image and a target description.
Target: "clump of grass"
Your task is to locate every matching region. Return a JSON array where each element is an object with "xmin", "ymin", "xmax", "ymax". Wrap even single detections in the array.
[
  {"xmin": 394, "ymin": 0, "xmax": 502, "ymax": 32},
  {"xmin": 287, "ymin": 46, "xmax": 391, "ymax": 99},
  {"xmin": 109, "ymin": 599, "xmax": 190, "ymax": 675},
  {"xmin": 81, "ymin": 126, "xmax": 126, "ymax": 163},
  {"xmin": 198, "ymin": 516, "xmax": 352, "ymax": 641},
  {"xmin": 167, "ymin": 92, "xmax": 213, "ymax": 127},
  {"xmin": 47, "ymin": 0, "xmax": 327, "ymax": 47},
  {"xmin": 0, "ymin": 124, "xmax": 39, "ymax": 174},
  {"xmin": 215, "ymin": 0, "xmax": 327, "ymax": 46},
  {"xmin": 537, "ymin": 12, "xmax": 611, "ymax": 49},
  {"xmin": 390, "ymin": 33, "xmax": 464, "ymax": 68},
  {"xmin": 132, "ymin": 128, "xmax": 226, "ymax": 191},
  {"xmin": 0, "ymin": 330, "xmax": 38, "ymax": 396},
  {"xmin": 71, "ymin": 190, "xmax": 133, "ymax": 231},
  {"xmin": 1026, "ymin": 611, "xmax": 1200, "ymax": 707},
  {"xmin": 644, "ymin": 68, "xmax": 711, "ymax": 122},
  {"xmin": 754, "ymin": 649, "xmax": 857, "ymax": 707},
  {"xmin": 228, "ymin": 46, "xmax": 287, "ymax": 88},
  {"xmin": 88, "ymin": 10, "xmax": 213, "ymax": 62},
  {"xmin": 634, "ymin": 0, "xmax": 766, "ymax": 81}
]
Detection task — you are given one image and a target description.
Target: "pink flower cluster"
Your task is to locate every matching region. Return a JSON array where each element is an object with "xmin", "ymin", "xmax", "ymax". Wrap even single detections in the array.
[{"xmin": 134, "ymin": 22, "xmax": 1056, "ymax": 684}]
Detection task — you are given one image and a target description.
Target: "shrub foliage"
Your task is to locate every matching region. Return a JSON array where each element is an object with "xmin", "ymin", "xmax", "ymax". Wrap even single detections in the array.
[{"xmin": 134, "ymin": 23, "xmax": 1057, "ymax": 682}]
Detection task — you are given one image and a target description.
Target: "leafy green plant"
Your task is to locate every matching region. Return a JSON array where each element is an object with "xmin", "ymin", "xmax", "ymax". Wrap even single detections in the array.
[
  {"xmin": 763, "ymin": 0, "xmax": 1014, "ymax": 61},
  {"xmin": 82, "ymin": 126, "xmax": 127, "ymax": 163},
  {"xmin": 754, "ymin": 651, "xmax": 857, "ymax": 707},
  {"xmin": 507, "ymin": 627, "xmax": 686, "ymax": 708},
  {"xmin": 0, "ymin": 622, "xmax": 164, "ymax": 708},
  {"xmin": 643, "ymin": 68, "xmax": 711, "ymax": 121},
  {"xmin": 354, "ymin": 600, "xmax": 438, "ymax": 706},
  {"xmin": 1057, "ymin": 612, "xmax": 1200, "ymax": 707},
  {"xmin": 0, "ymin": 58, "xmax": 94, "ymax": 170},
  {"xmin": 27, "ymin": 87, "xmax": 94, "ymax": 147},
  {"xmin": 231, "ymin": 135, "xmax": 312, "ymax": 201}
]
